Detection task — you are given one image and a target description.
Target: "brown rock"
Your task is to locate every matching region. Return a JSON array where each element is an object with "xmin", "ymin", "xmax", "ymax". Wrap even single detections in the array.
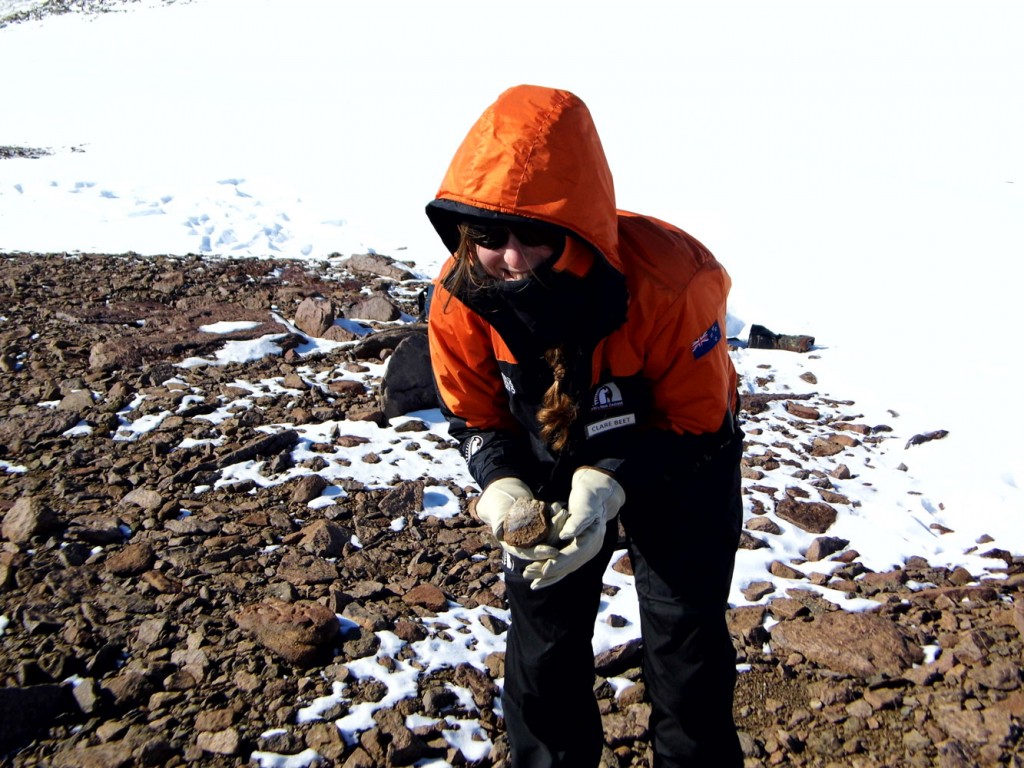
[
  {"xmin": 784, "ymin": 401, "xmax": 820, "ymax": 420},
  {"xmin": 233, "ymin": 598, "xmax": 340, "ymax": 666},
  {"xmin": 768, "ymin": 598, "xmax": 810, "ymax": 620},
  {"xmin": 297, "ymin": 519, "xmax": 349, "ymax": 558},
  {"xmin": 970, "ymin": 660, "xmax": 1021, "ymax": 691},
  {"xmin": 770, "ymin": 611, "xmax": 924, "ymax": 678},
  {"xmin": 502, "ymin": 498, "xmax": 550, "ymax": 547},
  {"xmin": 741, "ymin": 581, "xmax": 776, "ymax": 601},
  {"xmin": 727, "ymin": 605, "xmax": 769, "ymax": 645},
  {"xmin": 104, "ymin": 542, "xmax": 156, "ymax": 576},
  {"xmin": 932, "ymin": 704, "xmax": 1011, "ymax": 746},
  {"xmin": 276, "ymin": 550, "xmax": 340, "ymax": 585},
  {"xmin": 195, "ymin": 708, "xmax": 235, "ymax": 732},
  {"xmin": 745, "ymin": 516, "xmax": 782, "ymax": 535},
  {"xmin": 402, "ymin": 583, "xmax": 449, "ymax": 613},
  {"xmin": 810, "ymin": 438, "xmax": 846, "ymax": 457},
  {"xmin": 50, "ymin": 743, "xmax": 134, "ymax": 768},
  {"xmin": 804, "ymin": 536, "xmax": 849, "ymax": 561},
  {"xmin": 769, "ymin": 560, "xmax": 806, "ymax": 580},
  {"xmin": 290, "ymin": 474, "xmax": 330, "ymax": 503},
  {"xmin": 2, "ymin": 496, "xmax": 59, "ymax": 544},
  {"xmin": 322, "ymin": 324, "xmax": 360, "ymax": 342},
  {"xmin": 1012, "ymin": 595, "xmax": 1024, "ymax": 637},
  {"xmin": 602, "ymin": 704, "xmax": 651, "ymax": 746},
  {"xmin": 738, "ymin": 531, "xmax": 769, "ymax": 550},
  {"xmin": 348, "ymin": 294, "xmax": 401, "ymax": 322},
  {"xmin": 118, "ymin": 488, "xmax": 164, "ymax": 511},
  {"xmin": 378, "ymin": 480, "xmax": 425, "ymax": 518},
  {"xmin": 293, "ymin": 297, "xmax": 335, "ymax": 337},
  {"xmin": 196, "ymin": 728, "xmax": 242, "ymax": 755},
  {"xmin": 453, "ymin": 662, "xmax": 498, "ymax": 709},
  {"xmin": 774, "ymin": 497, "xmax": 837, "ymax": 534},
  {"xmin": 305, "ymin": 721, "xmax": 347, "ymax": 760}
]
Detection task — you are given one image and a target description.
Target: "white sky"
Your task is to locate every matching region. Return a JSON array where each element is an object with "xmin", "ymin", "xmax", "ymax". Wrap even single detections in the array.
[{"xmin": 2, "ymin": 2, "xmax": 1022, "ymax": 764}]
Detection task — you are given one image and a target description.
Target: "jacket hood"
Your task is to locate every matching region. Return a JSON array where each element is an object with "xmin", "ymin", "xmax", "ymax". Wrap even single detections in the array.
[{"xmin": 426, "ymin": 84, "xmax": 620, "ymax": 270}]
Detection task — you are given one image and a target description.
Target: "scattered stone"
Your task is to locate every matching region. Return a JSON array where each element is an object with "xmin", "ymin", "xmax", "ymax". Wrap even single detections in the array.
[
  {"xmin": 2, "ymin": 496, "xmax": 59, "ymax": 544},
  {"xmin": 103, "ymin": 542, "xmax": 155, "ymax": 576},
  {"xmin": 774, "ymin": 497, "xmax": 838, "ymax": 534},
  {"xmin": 232, "ymin": 598, "xmax": 340, "ymax": 666},
  {"xmin": 293, "ymin": 296, "xmax": 335, "ymax": 337},
  {"xmin": 804, "ymin": 536, "xmax": 850, "ymax": 562},
  {"xmin": 290, "ymin": 473, "xmax": 330, "ymax": 503},
  {"xmin": 402, "ymin": 582, "xmax": 449, "ymax": 613},
  {"xmin": 0, "ymin": 253, "xmax": 1019, "ymax": 768},
  {"xmin": 905, "ymin": 429, "xmax": 949, "ymax": 449}
]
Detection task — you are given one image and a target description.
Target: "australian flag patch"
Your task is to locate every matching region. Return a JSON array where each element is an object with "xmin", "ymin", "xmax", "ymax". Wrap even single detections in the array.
[{"xmin": 691, "ymin": 320, "xmax": 722, "ymax": 360}]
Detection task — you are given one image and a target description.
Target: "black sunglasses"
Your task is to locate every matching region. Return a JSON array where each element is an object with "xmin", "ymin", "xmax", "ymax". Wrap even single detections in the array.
[{"xmin": 464, "ymin": 221, "xmax": 564, "ymax": 250}]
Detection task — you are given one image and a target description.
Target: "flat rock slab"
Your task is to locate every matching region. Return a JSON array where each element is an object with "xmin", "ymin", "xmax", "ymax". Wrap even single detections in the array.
[
  {"xmin": 770, "ymin": 610, "xmax": 923, "ymax": 678},
  {"xmin": 774, "ymin": 497, "xmax": 837, "ymax": 534}
]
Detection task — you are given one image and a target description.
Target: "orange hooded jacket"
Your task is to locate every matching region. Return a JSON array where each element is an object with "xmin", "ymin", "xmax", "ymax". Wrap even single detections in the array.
[{"xmin": 426, "ymin": 85, "xmax": 738, "ymax": 497}]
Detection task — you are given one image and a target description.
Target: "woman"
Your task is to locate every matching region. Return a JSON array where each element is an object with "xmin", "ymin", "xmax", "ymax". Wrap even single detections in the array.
[{"xmin": 426, "ymin": 84, "xmax": 744, "ymax": 768}]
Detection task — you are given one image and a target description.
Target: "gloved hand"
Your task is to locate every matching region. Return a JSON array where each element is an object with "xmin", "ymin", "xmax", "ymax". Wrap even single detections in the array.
[
  {"xmin": 523, "ymin": 467, "xmax": 625, "ymax": 589},
  {"xmin": 474, "ymin": 477, "xmax": 534, "ymax": 540},
  {"xmin": 475, "ymin": 478, "xmax": 563, "ymax": 561}
]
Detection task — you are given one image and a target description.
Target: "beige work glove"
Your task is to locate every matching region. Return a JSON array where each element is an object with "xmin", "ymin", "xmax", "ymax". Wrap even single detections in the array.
[
  {"xmin": 475, "ymin": 478, "xmax": 565, "ymax": 561},
  {"xmin": 523, "ymin": 467, "xmax": 626, "ymax": 589}
]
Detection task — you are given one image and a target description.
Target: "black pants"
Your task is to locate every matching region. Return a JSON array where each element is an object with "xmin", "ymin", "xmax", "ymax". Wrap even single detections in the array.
[{"xmin": 502, "ymin": 434, "xmax": 744, "ymax": 767}]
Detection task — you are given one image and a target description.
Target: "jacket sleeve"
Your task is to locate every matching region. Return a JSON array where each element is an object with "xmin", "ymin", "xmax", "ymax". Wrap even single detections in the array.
[
  {"xmin": 588, "ymin": 256, "xmax": 740, "ymax": 497},
  {"xmin": 426, "ymin": 263, "xmax": 537, "ymax": 489},
  {"xmin": 646, "ymin": 260, "xmax": 737, "ymax": 436}
]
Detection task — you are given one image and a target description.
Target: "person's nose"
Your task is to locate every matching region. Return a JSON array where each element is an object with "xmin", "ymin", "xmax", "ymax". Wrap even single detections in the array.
[{"xmin": 501, "ymin": 234, "xmax": 533, "ymax": 270}]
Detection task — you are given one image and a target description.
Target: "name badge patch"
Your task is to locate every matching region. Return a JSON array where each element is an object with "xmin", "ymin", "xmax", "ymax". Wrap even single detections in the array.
[
  {"xmin": 585, "ymin": 413, "xmax": 637, "ymax": 439},
  {"xmin": 691, "ymin": 320, "xmax": 722, "ymax": 360}
]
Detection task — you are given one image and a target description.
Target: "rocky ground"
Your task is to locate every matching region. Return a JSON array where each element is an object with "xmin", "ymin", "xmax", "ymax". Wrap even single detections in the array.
[{"xmin": 0, "ymin": 251, "xmax": 1022, "ymax": 768}]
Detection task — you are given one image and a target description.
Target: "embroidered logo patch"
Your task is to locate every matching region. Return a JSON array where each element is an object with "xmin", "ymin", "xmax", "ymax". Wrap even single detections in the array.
[
  {"xmin": 591, "ymin": 382, "xmax": 624, "ymax": 412},
  {"xmin": 501, "ymin": 372, "xmax": 516, "ymax": 395},
  {"xmin": 463, "ymin": 435, "xmax": 484, "ymax": 463},
  {"xmin": 691, "ymin": 320, "xmax": 722, "ymax": 360}
]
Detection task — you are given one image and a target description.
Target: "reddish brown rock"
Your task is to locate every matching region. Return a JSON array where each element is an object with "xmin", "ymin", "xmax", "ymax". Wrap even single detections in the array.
[
  {"xmin": 290, "ymin": 474, "xmax": 330, "ymax": 503},
  {"xmin": 502, "ymin": 498, "xmax": 549, "ymax": 547},
  {"xmin": 103, "ymin": 542, "xmax": 155, "ymax": 576},
  {"xmin": 232, "ymin": 598, "xmax": 340, "ymax": 666},
  {"xmin": 402, "ymin": 583, "xmax": 449, "ymax": 613},
  {"xmin": 770, "ymin": 611, "xmax": 924, "ymax": 678},
  {"xmin": 293, "ymin": 297, "xmax": 335, "ymax": 337}
]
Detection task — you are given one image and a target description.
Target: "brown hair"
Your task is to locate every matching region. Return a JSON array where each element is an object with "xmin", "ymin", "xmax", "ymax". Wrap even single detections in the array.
[
  {"xmin": 537, "ymin": 346, "xmax": 578, "ymax": 453},
  {"xmin": 442, "ymin": 224, "xmax": 491, "ymax": 302}
]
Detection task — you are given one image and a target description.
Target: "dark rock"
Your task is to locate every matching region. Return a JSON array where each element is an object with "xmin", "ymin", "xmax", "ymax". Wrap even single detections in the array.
[
  {"xmin": 0, "ymin": 684, "xmax": 77, "ymax": 751},
  {"xmin": 380, "ymin": 330, "xmax": 435, "ymax": 419},
  {"xmin": 775, "ymin": 497, "xmax": 838, "ymax": 534}
]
